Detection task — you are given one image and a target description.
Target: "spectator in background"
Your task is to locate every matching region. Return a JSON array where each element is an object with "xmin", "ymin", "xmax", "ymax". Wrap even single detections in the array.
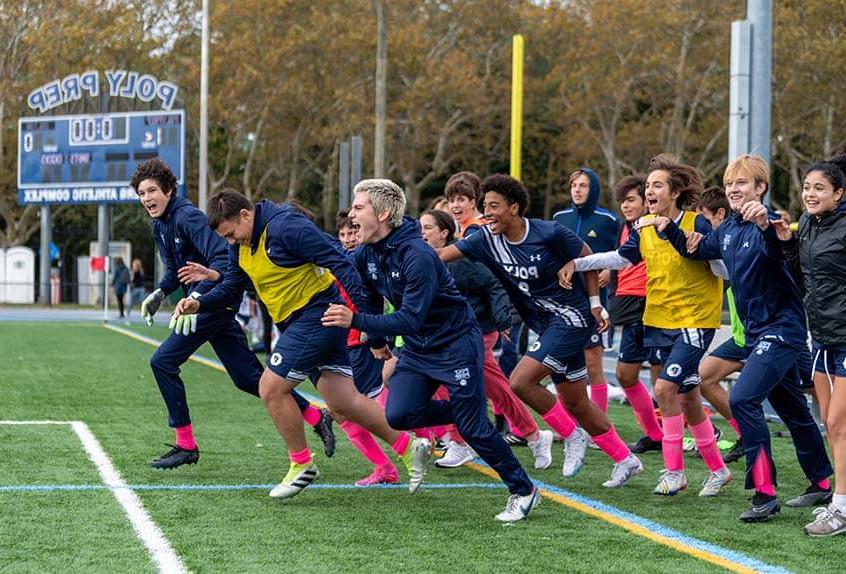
[
  {"xmin": 129, "ymin": 258, "xmax": 147, "ymax": 318},
  {"xmin": 336, "ymin": 209, "xmax": 358, "ymax": 251},
  {"xmin": 554, "ymin": 168, "xmax": 621, "ymax": 415},
  {"xmin": 445, "ymin": 172, "xmax": 486, "ymax": 238},
  {"xmin": 427, "ymin": 195, "xmax": 449, "ymax": 212},
  {"xmin": 112, "ymin": 257, "xmax": 130, "ymax": 319}
]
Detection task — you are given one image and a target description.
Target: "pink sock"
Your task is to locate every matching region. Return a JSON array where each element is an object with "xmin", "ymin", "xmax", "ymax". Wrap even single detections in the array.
[
  {"xmin": 430, "ymin": 425, "xmax": 451, "ymax": 440},
  {"xmin": 817, "ymin": 478, "xmax": 831, "ymax": 490},
  {"xmin": 729, "ymin": 418, "xmax": 742, "ymax": 438},
  {"xmin": 376, "ymin": 388, "xmax": 388, "ymax": 408},
  {"xmin": 592, "ymin": 426, "xmax": 631, "ymax": 463},
  {"xmin": 689, "ymin": 418, "xmax": 726, "ymax": 472},
  {"xmin": 391, "ymin": 432, "xmax": 411, "ymax": 456},
  {"xmin": 302, "ymin": 405, "xmax": 322, "ymax": 426},
  {"xmin": 622, "ymin": 382, "xmax": 663, "ymax": 441},
  {"xmin": 662, "ymin": 414, "xmax": 685, "ymax": 472},
  {"xmin": 541, "ymin": 401, "xmax": 577, "ymax": 438},
  {"xmin": 590, "ymin": 383, "xmax": 608, "ymax": 414},
  {"xmin": 752, "ymin": 448, "xmax": 776, "ymax": 496},
  {"xmin": 175, "ymin": 424, "xmax": 197, "ymax": 450},
  {"xmin": 289, "ymin": 447, "xmax": 312, "ymax": 465},
  {"xmin": 339, "ymin": 420, "xmax": 391, "ymax": 466}
]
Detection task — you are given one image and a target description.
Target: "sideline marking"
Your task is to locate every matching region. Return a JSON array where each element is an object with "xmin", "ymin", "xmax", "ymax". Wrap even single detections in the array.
[
  {"xmin": 1, "ymin": 482, "xmax": 503, "ymax": 493},
  {"xmin": 1, "ymin": 420, "xmax": 186, "ymax": 574},
  {"xmin": 103, "ymin": 324, "xmax": 788, "ymax": 574},
  {"xmin": 468, "ymin": 462, "xmax": 788, "ymax": 574}
]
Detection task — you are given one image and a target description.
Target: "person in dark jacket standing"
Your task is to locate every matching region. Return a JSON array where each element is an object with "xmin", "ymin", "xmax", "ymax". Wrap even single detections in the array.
[
  {"xmin": 553, "ymin": 168, "xmax": 620, "ymax": 414},
  {"xmin": 132, "ymin": 160, "xmax": 334, "ymax": 471},
  {"xmin": 647, "ymin": 154, "xmax": 832, "ymax": 523},
  {"xmin": 781, "ymin": 158, "xmax": 846, "ymax": 536},
  {"xmin": 323, "ymin": 179, "xmax": 539, "ymax": 522},
  {"xmin": 111, "ymin": 257, "xmax": 130, "ymax": 318},
  {"xmin": 420, "ymin": 209, "xmax": 554, "ymax": 471}
]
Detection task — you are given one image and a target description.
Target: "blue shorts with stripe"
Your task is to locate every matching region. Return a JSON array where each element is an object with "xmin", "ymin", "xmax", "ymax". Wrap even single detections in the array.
[
  {"xmin": 811, "ymin": 341, "xmax": 846, "ymax": 379},
  {"xmin": 349, "ymin": 344, "xmax": 384, "ymax": 398},
  {"xmin": 267, "ymin": 300, "xmax": 352, "ymax": 384},
  {"xmin": 644, "ymin": 327, "xmax": 715, "ymax": 394},
  {"xmin": 526, "ymin": 317, "xmax": 591, "ymax": 384},
  {"xmin": 618, "ymin": 321, "xmax": 662, "ymax": 365}
]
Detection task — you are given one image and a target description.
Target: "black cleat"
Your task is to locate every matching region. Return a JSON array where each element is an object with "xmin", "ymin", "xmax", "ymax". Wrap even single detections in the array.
[
  {"xmin": 786, "ymin": 483, "xmax": 833, "ymax": 508},
  {"xmin": 313, "ymin": 408, "xmax": 336, "ymax": 458},
  {"xmin": 740, "ymin": 492, "xmax": 781, "ymax": 522},
  {"xmin": 723, "ymin": 438, "xmax": 745, "ymax": 464},
  {"xmin": 629, "ymin": 435, "xmax": 662, "ymax": 454},
  {"xmin": 150, "ymin": 444, "xmax": 200, "ymax": 469}
]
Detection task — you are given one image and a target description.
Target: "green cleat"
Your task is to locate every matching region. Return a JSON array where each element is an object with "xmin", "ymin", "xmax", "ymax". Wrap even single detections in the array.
[{"xmin": 269, "ymin": 461, "xmax": 320, "ymax": 499}]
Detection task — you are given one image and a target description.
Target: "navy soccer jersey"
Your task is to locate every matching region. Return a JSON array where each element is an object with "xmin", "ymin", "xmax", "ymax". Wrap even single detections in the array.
[{"xmin": 455, "ymin": 218, "xmax": 590, "ymax": 333}]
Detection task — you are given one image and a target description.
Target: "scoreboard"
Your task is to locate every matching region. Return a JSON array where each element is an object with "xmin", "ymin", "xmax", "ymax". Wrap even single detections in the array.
[{"xmin": 18, "ymin": 110, "xmax": 185, "ymax": 205}]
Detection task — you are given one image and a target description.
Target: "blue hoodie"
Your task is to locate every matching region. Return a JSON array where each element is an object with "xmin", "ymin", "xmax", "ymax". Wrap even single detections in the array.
[
  {"xmin": 153, "ymin": 195, "xmax": 229, "ymax": 297},
  {"xmin": 552, "ymin": 167, "xmax": 620, "ymax": 254},
  {"xmin": 199, "ymin": 200, "xmax": 370, "ymax": 319},
  {"xmin": 662, "ymin": 212, "xmax": 807, "ymax": 346},
  {"xmin": 351, "ymin": 217, "xmax": 477, "ymax": 352}
]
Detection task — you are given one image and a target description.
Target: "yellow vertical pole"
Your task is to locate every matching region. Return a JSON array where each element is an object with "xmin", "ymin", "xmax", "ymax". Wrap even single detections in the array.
[{"xmin": 510, "ymin": 34, "xmax": 524, "ymax": 181}]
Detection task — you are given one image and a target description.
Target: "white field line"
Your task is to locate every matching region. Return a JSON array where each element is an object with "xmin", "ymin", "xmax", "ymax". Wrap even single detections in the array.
[{"xmin": 1, "ymin": 420, "xmax": 186, "ymax": 574}]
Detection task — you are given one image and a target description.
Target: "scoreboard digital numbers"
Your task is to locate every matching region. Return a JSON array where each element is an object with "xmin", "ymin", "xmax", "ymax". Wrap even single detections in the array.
[{"xmin": 18, "ymin": 110, "xmax": 185, "ymax": 205}]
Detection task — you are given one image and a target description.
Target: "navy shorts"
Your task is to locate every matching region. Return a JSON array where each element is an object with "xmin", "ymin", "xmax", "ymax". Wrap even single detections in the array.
[
  {"xmin": 349, "ymin": 344, "xmax": 384, "ymax": 398},
  {"xmin": 618, "ymin": 321, "xmax": 662, "ymax": 365},
  {"xmin": 267, "ymin": 301, "xmax": 352, "ymax": 384},
  {"xmin": 709, "ymin": 338, "xmax": 751, "ymax": 363},
  {"xmin": 645, "ymin": 327, "xmax": 715, "ymax": 394},
  {"xmin": 526, "ymin": 318, "xmax": 591, "ymax": 384},
  {"xmin": 811, "ymin": 341, "xmax": 846, "ymax": 379},
  {"xmin": 584, "ymin": 326, "xmax": 603, "ymax": 350}
]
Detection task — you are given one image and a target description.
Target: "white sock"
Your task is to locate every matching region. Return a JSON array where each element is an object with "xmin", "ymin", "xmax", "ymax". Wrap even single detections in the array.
[{"xmin": 830, "ymin": 493, "xmax": 846, "ymax": 511}]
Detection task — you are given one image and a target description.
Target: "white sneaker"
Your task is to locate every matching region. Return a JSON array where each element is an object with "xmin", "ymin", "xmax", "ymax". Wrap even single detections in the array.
[
  {"xmin": 495, "ymin": 487, "xmax": 541, "ymax": 522},
  {"xmin": 653, "ymin": 469, "xmax": 688, "ymax": 496},
  {"xmin": 528, "ymin": 430, "xmax": 554, "ymax": 470},
  {"xmin": 602, "ymin": 454, "xmax": 643, "ymax": 488},
  {"xmin": 804, "ymin": 505, "xmax": 846, "ymax": 537},
  {"xmin": 562, "ymin": 427, "xmax": 588, "ymax": 477},
  {"xmin": 698, "ymin": 467, "xmax": 732, "ymax": 497},
  {"xmin": 434, "ymin": 441, "xmax": 476, "ymax": 468}
]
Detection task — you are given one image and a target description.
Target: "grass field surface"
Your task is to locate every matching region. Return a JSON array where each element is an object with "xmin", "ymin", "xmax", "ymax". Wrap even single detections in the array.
[{"xmin": 1, "ymin": 321, "xmax": 844, "ymax": 573}]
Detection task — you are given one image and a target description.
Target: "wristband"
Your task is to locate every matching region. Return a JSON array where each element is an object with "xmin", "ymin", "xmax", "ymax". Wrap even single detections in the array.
[{"xmin": 589, "ymin": 295, "xmax": 602, "ymax": 308}]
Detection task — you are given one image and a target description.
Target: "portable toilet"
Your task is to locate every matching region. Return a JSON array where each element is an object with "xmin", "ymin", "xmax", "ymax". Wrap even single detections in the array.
[{"xmin": 5, "ymin": 246, "xmax": 35, "ymax": 303}]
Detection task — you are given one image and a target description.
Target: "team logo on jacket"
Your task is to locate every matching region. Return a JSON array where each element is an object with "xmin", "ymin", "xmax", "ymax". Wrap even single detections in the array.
[
  {"xmin": 666, "ymin": 363, "xmax": 682, "ymax": 377},
  {"xmin": 367, "ymin": 262, "xmax": 378, "ymax": 280},
  {"xmin": 454, "ymin": 367, "xmax": 470, "ymax": 386},
  {"xmin": 588, "ymin": 230, "xmax": 597, "ymax": 238},
  {"xmin": 722, "ymin": 234, "xmax": 732, "ymax": 252},
  {"xmin": 270, "ymin": 352, "xmax": 283, "ymax": 366},
  {"xmin": 391, "ymin": 271, "xmax": 400, "ymax": 279}
]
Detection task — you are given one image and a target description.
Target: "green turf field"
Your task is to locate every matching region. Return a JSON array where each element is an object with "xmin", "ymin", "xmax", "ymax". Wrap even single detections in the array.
[{"xmin": 1, "ymin": 321, "xmax": 844, "ymax": 573}]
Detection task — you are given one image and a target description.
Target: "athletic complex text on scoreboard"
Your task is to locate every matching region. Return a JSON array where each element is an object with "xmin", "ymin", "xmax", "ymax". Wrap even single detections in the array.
[{"xmin": 17, "ymin": 109, "xmax": 185, "ymax": 205}]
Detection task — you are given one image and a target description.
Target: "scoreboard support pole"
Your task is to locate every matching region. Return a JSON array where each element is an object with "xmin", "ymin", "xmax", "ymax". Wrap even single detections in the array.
[
  {"xmin": 98, "ymin": 204, "xmax": 110, "ymax": 309},
  {"xmin": 38, "ymin": 205, "xmax": 51, "ymax": 305}
]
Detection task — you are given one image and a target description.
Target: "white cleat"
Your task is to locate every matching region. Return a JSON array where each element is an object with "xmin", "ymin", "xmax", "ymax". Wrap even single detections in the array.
[
  {"xmin": 698, "ymin": 467, "xmax": 732, "ymax": 497},
  {"xmin": 602, "ymin": 454, "xmax": 643, "ymax": 488},
  {"xmin": 495, "ymin": 487, "xmax": 541, "ymax": 522},
  {"xmin": 653, "ymin": 469, "xmax": 688, "ymax": 496},
  {"xmin": 404, "ymin": 437, "xmax": 432, "ymax": 494},
  {"xmin": 434, "ymin": 441, "xmax": 476, "ymax": 468},
  {"xmin": 562, "ymin": 427, "xmax": 588, "ymax": 477},
  {"xmin": 528, "ymin": 430, "xmax": 554, "ymax": 470},
  {"xmin": 269, "ymin": 462, "xmax": 320, "ymax": 499}
]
